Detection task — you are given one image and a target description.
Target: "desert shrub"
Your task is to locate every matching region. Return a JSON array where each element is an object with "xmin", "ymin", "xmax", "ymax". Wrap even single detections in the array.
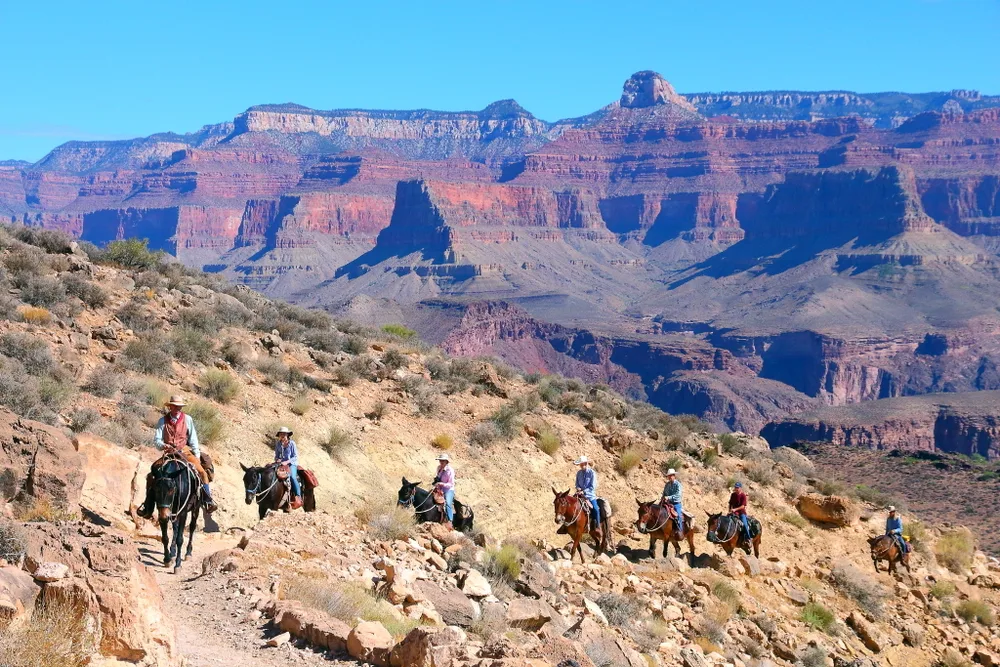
[
  {"xmin": 0, "ymin": 362, "xmax": 46, "ymax": 421},
  {"xmin": 746, "ymin": 461, "xmax": 777, "ymax": 486},
  {"xmin": 282, "ymin": 576, "xmax": 417, "ymax": 640},
  {"xmin": 484, "ymin": 543, "xmax": 522, "ymax": 586},
  {"xmin": 468, "ymin": 603, "xmax": 509, "ymax": 641},
  {"xmin": 524, "ymin": 371, "xmax": 542, "ymax": 384},
  {"xmin": 930, "ymin": 580, "xmax": 956, "ymax": 600},
  {"xmin": 301, "ymin": 328, "xmax": 343, "ymax": 354},
  {"xmin": 16, "ymin": 278, "xmax": 64, "ymax": 314},
  {"xmin": 936, "ymin": 528, "xmax": 975, "ymax": 574},
  {"xmin": 198, "ymin": 369, "xmax": 239, "ymax": 404},
  {"xmin": 831, "ymin": 562, "xmax": 885, "ymax": 617},
  {"xmin": 257, "ymin": 357, "xmax": 292, "ymax": 384},
  {"xmin": 115, "ymin": 298, "xmax": 156, "ymax": 333},
  {"xmin": 800, "ymin": 647, "xmax": 828, "ymax": 667},
  {"xmin": 0, "ymin": 598, "xmax": 94, "ymax": 667},
  {"xmin": 343, "ymin": 335, "xmax": 368, "ymax": 355},
  {"xmin": 490, "ymin": 402, "xmax": 523, "ymax": 441},
  {"xmin": 939, "ymin": 648, "xmax": 974, "ymax": 667},
  {"xmin": 469, "ymin": 422, "xmax": 499, "ymax": 448},
  {"xmin": 167, "ymin": 327, "xmax": 213, "ymax": 365},
  {"xmin": 661, "ymin": 455, "xmax": 684, "ymax": 477},
  {"xmin": 332, "ymin": 362, "xmax": 358, "ymax": 387},
  {"xmin": 321, "ymin": 425, "xmax": 354, "ymax": 458},
  {"xmin": 536, "ymin": 427, "xmax": 561, "ymax": 455},
  {"xmin": 17, "ymin": 305, "xmax": 51, "ymax": 324},
  {"xmin": 10, "ymin": 225, "xmax": 73, "ymax": 254},
  {"xmin": 595, "ymin": 592, "xmax": 644, "ymax": 628},
  {"xmin": 801, "ymin": 602, "xmax": 836, "ymax": 632},
  {"xmin": 176, "ymin": 307, "xmax": 220, "ymax": 336},
  {"xmin": 354, "ymin": 503, "xmax": 415, "ymax": 542},
  {"xmin": 0, "ymin": 519, "xmax": 26, "ymax": 562},
  {"xmin": 61, "ymin": 273, "xmax": 108, "ymax": 309},
  {"xmin": 751, "ymin": 613, "xmax": 777, "ymax": 636},
  {"xmin": 382, "ymin": 323, "xmax": 416, "ymax": 340},
  {"xmin": 220, "ymin": 339, "xmax": 251, "ymax": 370},
  {"xmin": 557, "ymin": 391, "xmax": 587, "ymax": 415},
  {"xmin": 141, "ymin": 380, "xmax": 170, "ymax": 408},
  {"xmin": 701, "ymin": 447, "xmax": 719, "ymax": 467},
  {"xmin": 431, "ymin": 433, "xmax": 454, "ymax": 450},
  {"xmin": 82, "ymin": 364, "xmax": 123, "ymax": 398},
  {"xmin": 365, "ymin": 400, "xmax": 388, "ymax": 421},
  {"xmin": 382, "ymin": 347, "xmax": 406, "ymax": 371},
  {"xmin": 290, "ymin": 393, "xmax": 312, "ymax": 416},
  {"xmin": 13, "ymin": 498, "xmax": 77, "ymax": 522},
  {"xmin": 711, "ymin": 579, "xmax": 740, "ymax": 608},
  {"xmin": 214, "ymin": 299, "xmax": 253, "ymax": 327},
  {"xmin": 717, "ymin": 432, "xmax": 743, "ymax": 455},
  {"xmin": 120, "ymin": 336, "xmax": 172, "ymax": 375},
  {"xmin": 67, "ymin": 406, "xmax": 101, "ymax": 433},
  {"xmin": 185, "ymin": 400, "xmax": 224, "ymax": 445},
  {"xmin": 813, "ymin": 478, "xmax": 846, "ymax": 496},
  {"xmin": 99, "ymin": 238, "xmax": 163, "ymax": 270},
  {"xmin": 0, "ymin": 332, "xmax": 54, "ymax": 375},
  {"xmin": 956, "ymin": 599, "xmax": 995, "ymax": 626},
  {"xmin": 616, "ymin": 448, "xmax": 642, "ymax": 476}
]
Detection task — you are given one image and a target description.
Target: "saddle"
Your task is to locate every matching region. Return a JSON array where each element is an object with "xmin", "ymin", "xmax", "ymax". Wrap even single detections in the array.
[
  {"xmin": 432, "ymin": 489, "xmax": 446, "ymax": 506},
  {"xmin": 200, "ymin": 451, "xmax": 215, "ymax": 483}
]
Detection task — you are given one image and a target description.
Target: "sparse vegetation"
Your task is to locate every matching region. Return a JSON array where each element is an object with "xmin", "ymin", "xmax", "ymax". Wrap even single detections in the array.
[
  {"xmin": 18, "ymin": 305, "xmax": 52, "ymax": 324},
  {"xmin": 67, "ymin": 406, "xmax": 101, "ymax": 433},
  {"xmin": 321, "ymin": 425, "xmax": 354, "ymax": 457},
  {"xmin": 801, "ymin": 602, "xmax": 836, "ymax": 632},
  {"xmin": 711, "ymin": 579, "xmax": 740, "ymax": 608},
  {"xmin": 0, "ymin": 519, "xmax": 26, "ymax": 562},
  {"xmin": 956, "ymin": 599, "xmax": 995, "ymax": 626},
  {"xmin": 0, "ymin": 599, "xmax": 94, "ymax": 667},
  {"xmin": 121, "ymin": 335, "xmax": 173, "ymax": 375},
  {"xmin": 62, "ymin": 273, "xmax": 108, "ymax": 308},
  {"xmin": 282, "ymin": 576, "xmax": 418, "ymax": 640},
  {"xmin": 616, "ymin": 447, "xmax": 643, "ymax": 476},
  {"xmin": 469, "ymin": 422, "xmax": 499, "ymax": 448},
  {"xmin": 185, "ymin": 400, "xmax": 224, "ymax": 445},
  {"xmin": 13, "ymin": 498, "xmax": 78, "ymax": 522},
  {"xmin": 831, "ymin": 562, "xmax": 885, "ymax": 618},
  {"xmin": 799, "ymin": 647, "xmax": 828, "ymax": 667},
  {"xmin": 198, "ymin": 369, "xmax": 239, "ymax": 404},
  {"xmin": 431, "ymin": 433, "xmax": 454, "ymax": 450},
  {"xmin": 0, "ymin": 331, "xmax": 55, "ymax": 375},
  {"xmin": 745, "ymin": 461, "xmax": 777, "ymax": 486},
  {"xmin": 82, "ymin": 364, "xmax": 123, "ymax": 398},
  {"xmin": 935, "ymin": 527, "xmax": 975, "ymax": 573},
  {"xmin": 701, "ymin": 446, "xmax": 719, "ymax": 467},
  {"xmin": 536, "ymin": 427, "xmax": 561, "ymax": 455},
  {"xmin": 381, "ymin": 323, "xmax": 416, "ymax": 340},
  {"xmin": 929, "ymin": 580, "xmax": 957, "ymax": 600},
  {"xmin": 939, "ymin": 648, "xmax": 973, "ymax": 667},
  {"xmin": 484, "ymin": 543, "xmax": 523, "ymax": 587},
  {"xmin": 169, "ymin": 326, "xmax": 215, "ymax": 364},
  {"xmin": 290, "ymin": 393, "xmax": 312, "ymax": 416},
  {"xmin": 354, "ymin": 502, "xmax": 415, "ymax": 542},
  {"xmin": 595, "ymin": 592, "xmax": 644, "ymax": 628}
]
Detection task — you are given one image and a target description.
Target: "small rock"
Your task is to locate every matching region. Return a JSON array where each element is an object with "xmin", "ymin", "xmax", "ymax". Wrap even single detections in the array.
[
  {"xmin": 461, "ymin": 569, "xmax": 492, "ymax": 598},
  {"xmin": 32, "ymin": 562, "xmax": 70, "ymax": 583},
  {"xmin": 267, "ymin": 632, "xmax": 291, "ymax": 647}
]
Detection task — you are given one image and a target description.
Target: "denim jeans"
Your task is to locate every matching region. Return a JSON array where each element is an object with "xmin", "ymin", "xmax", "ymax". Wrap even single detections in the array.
[
  {"xmin": 444, "ymin": 490, "xmax": 455, "ymax": 522},
  {"xmin": 738, "ymin": 513, "xmax": 749, "ymax": 536},
  {"xmin": 288, "ymin": 463, "xmax": 301, "ymax": 497},
  {"xmin": 586, "ymin": 497, "xmax": 600, "ymax": 525},
  {"xmin": 673, "ymin": 503, "xmax": 684, "ymax": 533}
]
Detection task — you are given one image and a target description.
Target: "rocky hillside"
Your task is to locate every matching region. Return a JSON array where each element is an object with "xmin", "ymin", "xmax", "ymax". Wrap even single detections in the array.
[{"xmin": 0, "ymin": 226, "xmax": 998, "ymax": 667}]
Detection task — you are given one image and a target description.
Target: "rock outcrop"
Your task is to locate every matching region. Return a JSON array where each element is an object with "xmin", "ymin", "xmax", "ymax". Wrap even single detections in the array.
[{"xmin": 0, "ymin": 409, "xmax": 84, "ymax": 513}]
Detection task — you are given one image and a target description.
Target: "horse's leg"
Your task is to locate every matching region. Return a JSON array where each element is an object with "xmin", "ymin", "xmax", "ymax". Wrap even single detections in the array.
[
  {"xmin": 159, "ymin": 517, "xmax": 171, "ymax": 565},
  {"xmin": 648, "ymin": 537, "xmax": 655, "ymax": 559},
  {"xmin": 753, "ymin": 535, "xmax": 760, "ymax": 559},
  {"xmin": 185, "ymin": 502, "xmax": 199, "ymax": 559},
  {"xmin": 873, "ymin": 557, "xmax": 880, "ymax": 573},
  {"xmin": 173, "ymin": 512, "xmax": 185, "ymax": 570}
]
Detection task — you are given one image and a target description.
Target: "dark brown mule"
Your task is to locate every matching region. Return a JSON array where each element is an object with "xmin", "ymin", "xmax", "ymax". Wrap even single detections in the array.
[
  {"xmin": 553, "ymin": 488, "xmax": 609, "ymax": 563},
  {"xmin": 706, "ymin": 512, "xmax": 761, "ymax": 558},
  {"xmin": 636, "ymin": 499, "xmax": 696, "ymax": 563},
  {"xmin": 869, "ymin": 535, "xmax": 911, "ymax": 574}
]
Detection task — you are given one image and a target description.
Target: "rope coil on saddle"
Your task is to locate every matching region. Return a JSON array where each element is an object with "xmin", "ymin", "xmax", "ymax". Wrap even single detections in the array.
[
  {"xmin": 400, "ymin": 489, "xmax": 441, "ymax": 514},
  {"xmin": 161, "ymin": 453, "xmax": 198, "ymax": 520},
  {"xmin": 708, "ymin": 515, "xmax": 738, "ymax": 543}
]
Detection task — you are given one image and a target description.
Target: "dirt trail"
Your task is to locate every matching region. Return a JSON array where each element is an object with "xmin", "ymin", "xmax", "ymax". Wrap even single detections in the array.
[{"xmin": 135, "ymin": 529, "xmax": 339, "ymax": 667}]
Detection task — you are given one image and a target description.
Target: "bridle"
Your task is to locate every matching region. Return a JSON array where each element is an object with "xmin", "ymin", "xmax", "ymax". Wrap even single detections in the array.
[
  {"xmin": 246, "ymin": 467, "xmax": 280, "ymax": 502},
  {"xmin": 399, "ymin": 486, "xmax": 438, "ymax": 514},
  {"xmin": 638, "ymin": 504, "xmax": 669, "ymax": 534},
  {"xmin": 554, "ymin": 495, "xmax": 583, "ymax": 527},
  {"xmin": 158, "ymin": 454, "xmax": 197, "ymax": 520},
  {"xmin": 871, "ymin": 535, "xmax": 894, "ymax": 558},
  {"xmin": 708, "ymin": 515, "xmax": 737, "ymax": 543}
]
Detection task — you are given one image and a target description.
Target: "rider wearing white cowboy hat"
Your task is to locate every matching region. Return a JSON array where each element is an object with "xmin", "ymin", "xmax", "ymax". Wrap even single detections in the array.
[
  {"xmin": 273, "ymin": 426, "xmax": 302, "ymax": 509},
  {"xmin": 574, "ymin": 455, "xmax": 600, "ymax": 528},
  {"xmin": 885, "ymin": 506, "xmax": 908, "ymax": 553},
  {"xmin": 433, "ymin": 453, "xmax": 456, "ymax": 524},
  {"xmin": 661, "ymin": 468, "xmax": 684, "ymax": 534}
]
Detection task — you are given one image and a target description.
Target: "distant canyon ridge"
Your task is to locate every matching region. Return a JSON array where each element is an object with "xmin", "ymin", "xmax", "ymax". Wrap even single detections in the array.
[{"xmin": 4, "ymin": 71, "xmax": 1000, "ymax": 457}]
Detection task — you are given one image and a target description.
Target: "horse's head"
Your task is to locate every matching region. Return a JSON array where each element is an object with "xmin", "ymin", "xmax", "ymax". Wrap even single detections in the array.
[
  {"xmin": 552, "ymin": 487, "xmax": 573, "ymax": 525},
  {"xmin": 241, "ymin": 463, "xmax": 262, "ymax": 505},
  {"xmin": 867, "ymin": 536, "xmax": 880, "ymax": 547},
  {"xmin": 398, "ymin": 477, "xmax": 422, "ymax": 507},
  {"xmin": 636, "ymin": 499, "xmax": 659, "ymax": 533},
  {"xmin": 705, "ymin": 511, "xmax": 724, "ymax": 541},
  {"xmin": 153, "ymin": 460, "xmax": 186, "ymax": 518}
]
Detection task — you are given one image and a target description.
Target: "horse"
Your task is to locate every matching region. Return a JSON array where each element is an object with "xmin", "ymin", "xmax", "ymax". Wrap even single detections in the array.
[
  {"xmin": 152, "ymin": 456, "xmax": 202, "ymax": 571},
  {"xmin": 553, "ymin": 488, "xmax": 609, "ymax": 564},
  {"xmin": 635, "ymin": 499, "xmax": 696, "ymax": 563},
  {"xmin": 240, "ymin": 463, "xmax": 317, "ymax": 520},
  {"xmin": 397, "ymin": 478, "xmax": 474, "ymax": 532},
  {"xmin": 706, "ymin": 512, "xmax": 761, "ymax": 558},
  {"xmin": 868, "ymin": 534, "xmax": 911, "ymax": 575}
]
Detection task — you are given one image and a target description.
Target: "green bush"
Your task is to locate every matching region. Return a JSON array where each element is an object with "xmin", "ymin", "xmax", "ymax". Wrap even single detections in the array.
[
  {"xmin": 929, "ymin": 581, "xmax": 956, "ymax": 600},
  {"xmin": 321, "ymin": 425, "xmax": 354, "ymax": 458},
  {"xmin": 490, "ymin": 402, "xmax": 523, "ymax": 440},
  {"xmin": 484, "ymin": 544, "xmax": 522, "ymax": 585},
  {"xmin": 67, "ymin": 406, "xmax": 102, "ymax": 433},
  {"xmin": 185, "ymin": 401, "xmax": 224, "ymax": 445},
  {"xmin": 169, "ymin": 326, "xmax": 215, "ymax": 364},
  {"xmin": 536, "ymin": 427, "xmax": 561, "ymax": 455},
  {"xmin": 381, "ymin": 323, "xmax": 416, "ymax": 340},
  {"xmin": 801, "ymin": 602, "xmax": 836, "ymax": 632},
  {"xmin": 469, "ymin": 422, "xmax": 499, "ymax": 448},
  {"xmin": 100, "ymin": 238, "xmax": 163, "ymax": 270},
  {"xmin": 16, "ymin": 274, "xmax": 67, "ymax": 309},
  {"xmin": 701, "ymin": 447, "xmax": 719, "ymax": 467},
  {"xmin": 198, "ymin": 369, "xmax": 239, "ymax": 404},
  {"xmin": 121, "ymin": 336, "xmax": 173, "ymax": 375},
  {"xmin": 61, "ymin": 274, "xmax": 108, "ymax": 309},
  {"xmin": 935, "ymin": 528, "xmax": 976, "ymax": 574},
  {"xmin": 616, "ymin": 448, "xmax": 642, "ymax": 476},
  {"xmin": 956, "ymin": 599, "xmax": 995, "ymax": 626}
]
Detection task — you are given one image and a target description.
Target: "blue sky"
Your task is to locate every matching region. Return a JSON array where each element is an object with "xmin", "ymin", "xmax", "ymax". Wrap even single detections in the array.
[{"xmin": 1, "ymin": 0, "xmax": 998, "ymax": 162}]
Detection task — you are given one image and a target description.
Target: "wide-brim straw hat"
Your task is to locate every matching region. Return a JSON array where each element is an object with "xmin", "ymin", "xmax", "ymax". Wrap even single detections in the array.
[
  {"xmin": 574, "ymin": 456, "xmax": 589, "ymax": 465},
  {"xmin": 275, "ymin": 427, "xmax": 293, "ymax": 436},
  {"xmin": 435, "ymin": 453, "xmax": 451, "ymax": 462},
  {"xmin": 165, "ymin": 395, "xmax": 187, "ymax": 407},
  {"xmin": 887, "ymin": 506, "xmax": 896, "ymax": 512},
  {"xmin": 666, "ymin": 468, "xmax": 677, "ymax": 476}
]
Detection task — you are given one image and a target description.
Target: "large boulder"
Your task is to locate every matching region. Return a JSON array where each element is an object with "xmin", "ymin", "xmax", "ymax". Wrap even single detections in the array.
[
  {"xmin": 268, "ymin": 599, "xmax": 351, "ymax": 652},
  {"xmin": 796, "ymin": 493, "xmax": 859, "ymax": 527},
  {"xmin": 847, "ymin": 611, "xmax": 889, "ymax": 653},
  {"xmin": 390, "ymin": 626, "xmax": 466, "ymax": 667},
  {"xmin": 23, "ymin": 521, "xmax": 177, "ymax": 664},
  {"xmin": 506, "ymin": 598, "xmax": 561, "ymax": 631},
  {"xmin": 414, "ymin": 580, "xmax": 477, "ymax": 627},
  {"xmin": 74, "ymin": 432, "xmax": 148, "ymax": 528},
  {"xmin": 0, "ymin": 409, "xmax": 83, "ymax": 513},
  {"xmin": 348, "ymin": 620, "xmax": 394, "ymax": 666},
  {"xmin": 0, "ymin": 565, "xmax": 39, "ymax": 629}
]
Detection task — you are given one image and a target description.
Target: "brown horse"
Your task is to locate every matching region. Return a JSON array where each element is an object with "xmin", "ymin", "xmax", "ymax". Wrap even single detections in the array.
[
  {"xmin": 553, "ymin": 488, "xmax": 609, "ymax": 563},
  {"xmin": 868, "ymin": 535, "xmax": 911, "ymax": 574},
  {"xmin": 706, "ymin": 512, "xmax": 761, "ymax": 558},
  {"xmin": 635, "ymin": 499, "xmax": 696, "ymax": 563}
]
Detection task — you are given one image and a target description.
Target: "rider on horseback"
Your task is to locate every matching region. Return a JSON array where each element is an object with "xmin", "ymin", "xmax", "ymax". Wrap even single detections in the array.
[
  {"xmin": 433, "ymin": 454, "xmax": 455, "ymax": 524},
  {"xmin": 273, "ymin": 427, "xmax": 302, "ymax": 510},
  {"xmin": 574, "ymin": 455, "xmax": 600, "ymax": 529},
  {"xmin": 885, "ymin": 506, "xmax": 909, "ymax": 553},
  {"xmin": 729, "ymin": 481, "xmax": 750, "ymax": 538},
  {"xmin": 139, "ymin": 395, "xmax": 217, "ymax": 517},
  {"xmin": 661, "ymin": 468, "xmax": 683, "ymax": 534}
]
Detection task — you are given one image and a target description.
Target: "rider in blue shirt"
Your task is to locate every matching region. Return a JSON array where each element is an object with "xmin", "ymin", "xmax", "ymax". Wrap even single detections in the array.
[
  {"xmin": 885, "ymin": 506, "xmax": 908, "ymax": 553},
  {"xmin": 661, "ymin": 468, "xmax": 684, "ymax": 534},
  {"xmin": 574, "ymin": 455, "xmax": 600, "ymax": 528}
]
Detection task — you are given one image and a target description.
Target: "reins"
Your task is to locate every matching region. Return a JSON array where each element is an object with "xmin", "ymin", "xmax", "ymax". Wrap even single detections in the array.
[
  {"xmin": 641, "ymin": 505, "xmax": 670, "ymax": 534},
  {"xmin": 161, "ymin": 454, "xmax": 198, "ymax": 521},
  {"xmin": 709, "ymin": 515, "xmax": 737, "ymax": 543},
  {"xmin": 556, "ymin": 497, "xmax": 584, "ymax": 527}
]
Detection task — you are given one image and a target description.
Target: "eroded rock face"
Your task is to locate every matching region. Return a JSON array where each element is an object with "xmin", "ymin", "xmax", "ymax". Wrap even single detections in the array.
[
  {"xmin": 796, "ymin": 494, "xmax": 859, "ymax": 527},
  {"xmin": 0, "ymin": 408, "xmax": 83, "ymax": 513},
  {"xmin": 620, "ymin": 71, "xmax": 699, "ymax": 114}
]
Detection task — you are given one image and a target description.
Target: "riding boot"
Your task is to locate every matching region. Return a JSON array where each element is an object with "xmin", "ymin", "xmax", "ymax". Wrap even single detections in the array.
[
  {"xmin": 137, "ymin": 474, "xmax": 155, "ymax": 519},
  {"xmin": 201, "ymin": 484, "xmax": 218, "ymax": 513},
  {"xmin": 290, "ymin": 495, "xmax": 303, "ymax": 510}
]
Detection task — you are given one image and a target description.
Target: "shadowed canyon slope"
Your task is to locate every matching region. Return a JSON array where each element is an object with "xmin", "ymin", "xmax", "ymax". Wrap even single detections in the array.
[{"xmin": 5, "ymin": 71, "xmax": 1000, "ymax": 447}]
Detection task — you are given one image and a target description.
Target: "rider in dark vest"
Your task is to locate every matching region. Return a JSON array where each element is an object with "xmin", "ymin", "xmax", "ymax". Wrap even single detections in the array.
[{"xmin": 138, "ymin": 395, "xmax": 217, "ymax": 517}]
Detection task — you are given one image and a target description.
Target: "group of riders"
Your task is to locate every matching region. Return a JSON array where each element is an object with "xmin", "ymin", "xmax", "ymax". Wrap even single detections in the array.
[{"xmin": 136, "ymin": 395, "xmax": 911, "ymax": 561}]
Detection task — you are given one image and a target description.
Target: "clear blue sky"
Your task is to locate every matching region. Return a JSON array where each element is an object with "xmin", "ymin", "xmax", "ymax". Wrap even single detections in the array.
[{"xmin": 2, "ymin": 0, "xmax": 998, "ymax": 162}]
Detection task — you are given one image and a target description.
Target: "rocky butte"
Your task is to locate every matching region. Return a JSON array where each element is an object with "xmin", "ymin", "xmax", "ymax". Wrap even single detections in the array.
[{"xmin": 4, "ymin": 71, "xmax": 1000, "ymax": 454}]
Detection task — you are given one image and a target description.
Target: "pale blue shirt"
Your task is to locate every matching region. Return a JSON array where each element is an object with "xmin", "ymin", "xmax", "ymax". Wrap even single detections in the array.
[{"xmin": 153, "ymin": 414, "xmax": 200, "ymax": 457}]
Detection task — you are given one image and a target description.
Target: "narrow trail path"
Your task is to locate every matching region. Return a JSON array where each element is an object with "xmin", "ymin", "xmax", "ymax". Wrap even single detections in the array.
[{"xmin": 134, "ymin": 529, "xmax": 338, "ymax": 666}]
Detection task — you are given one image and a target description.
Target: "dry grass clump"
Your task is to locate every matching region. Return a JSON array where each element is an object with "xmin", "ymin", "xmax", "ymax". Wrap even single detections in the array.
[
  {"xmin": 67, "ymin": 406, "xmax": 101, "ymax": 433},
  {"xmin": 616, "ymin": 447, "xmax": 642, "ymax": 476},
  {"xmin": 367, "ymin": 400, "xmax": 388, "ymax": 421},
  {"xmin": 801, "ymin": 602, "xmax": 836, "ymax": 632},
  {"xmin": 290, "ymin": 393, "xmax": 312, "ymax": 416},
  {"xmin": 831, "ymin": 562, "xmax": 885, "ymax": 618},
  {"xmin": 956, "ymin": 599, "xmax": 995, "ymax": 626},
  {"xmin": 120, "ymin": 336, "xmax": 173, "ymax": 375},
  {"xmin": 431, "ymin": 433, "xmax": 454, "ymax": 450},
  {"xmin": 935, "ymin": 527, "xmax": 975, "ymax": 574},
  {"xmin": 939, "ymin": 648, "xmax": 973, "ymax": 667},
  {"xmin": 0, "ymin": 599, "xmax": 94, "ymax": 667},
  {"xmin": 13, "ymin": 498, "xmax": 78, "ymax": 523},
  {"xmin": 468, "ymin": 422, "xmax": 499, "ymax": 448},
  {"xmin": 185, "ymin": 400, "xmax": 224, "ymax": 445},
  {"xmin": 354, "ymin": 502, "xmax": 415, "ymax": 542},
  {"xmin": 929, "ymin": 580, "xmax": 956, "ymax": 600},
  {"xmin": 18, "ymin": 305, "xmax": 52, "ymax": 324},
  {"xmin": 781, "ymin": 511, "xmax": 808, "ymax": 529},
  {"xmin": 536, "ymin": 427, "xmax": 561, "ymax": 455},
  {"xmin": 0, "ymin": 519, "xmax": 26, "ymax": 562},
  {"xmin": 745, "ymin": 461, "xmax": 777, "ymax": 486},
  {"xmin": 82, "ymin": 364, "xmax": 123, "ymax": 398},
  {"xmin": 594, "ymin": 591, "xmax": 644, "ymax": 628},
  {"xmin": 321, "ymin": 425, "xmax": 354, "ymax": 458},
  {"xmin": 483, "ymin": 543, "xmax": 522, "ymax": 588},
  {"xmin": 198, "ymin": 369, "xmax": 239, "ymax": 404}
]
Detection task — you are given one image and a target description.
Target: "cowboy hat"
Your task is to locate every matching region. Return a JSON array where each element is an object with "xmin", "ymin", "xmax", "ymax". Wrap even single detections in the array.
[
  {"xmin": 887, "ymin": 505, "xmax": 896, "ymax": 512},
  {"xmin": 275, "ymin": 427, "xmax": 293, "ymax": 436},
  {"xmin": 165, "ymin": 395, "xmax": 187, "ymax": 407},
  {"xmin": 666, "ymin": 468, "xmax": 677, "ymax": 476},
  {"xmin": 574, "ymin": 455, "xmax": 589, "ymax": 465},
  {"xmin": 435, "ymin": 453, "xmax": 451, "ymax": 461}
]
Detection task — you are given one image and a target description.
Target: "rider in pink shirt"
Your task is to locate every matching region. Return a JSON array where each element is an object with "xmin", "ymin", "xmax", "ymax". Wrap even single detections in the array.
[{"xmin": 433, "ymin": 454, "xmax": 455, "ymax": 523}]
